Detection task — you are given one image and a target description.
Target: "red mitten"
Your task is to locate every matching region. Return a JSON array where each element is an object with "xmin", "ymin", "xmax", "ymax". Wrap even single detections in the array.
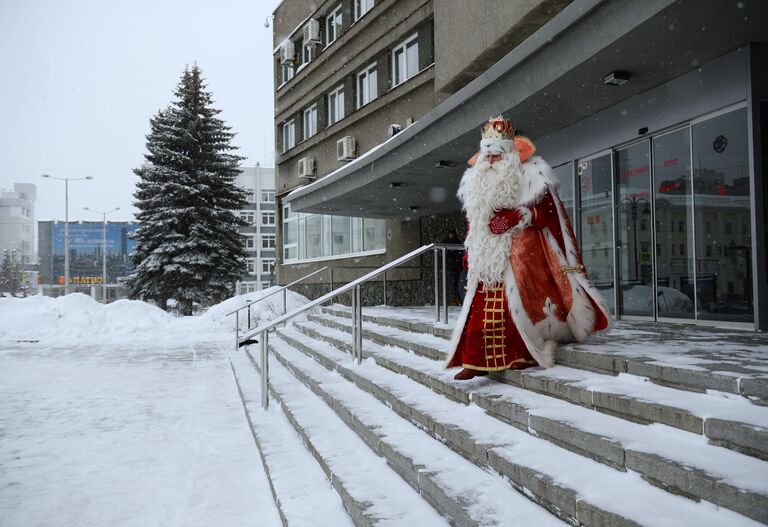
[{"xmin": 488, "ymin": 209, "xmax": 523, "ymax": 234}]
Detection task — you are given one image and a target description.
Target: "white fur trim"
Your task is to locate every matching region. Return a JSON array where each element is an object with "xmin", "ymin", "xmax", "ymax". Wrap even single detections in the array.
[
  {"xmin": 510, "ymin": 206, "xmax": 532, "ymax": 234},
  {"xmin": 518, "ymin": 156, "xmax": 560, "ymax": 206},
  {"xmin": 480, "ymin": 138, "xmax": 514, "ymax": 154},
  {"xmin": 503, "ymin": 265, "xmax": 554, "ymax": 368},
  {"xmin": 445, "ymin": 275, "xmax": 479, "ymax": 368}
]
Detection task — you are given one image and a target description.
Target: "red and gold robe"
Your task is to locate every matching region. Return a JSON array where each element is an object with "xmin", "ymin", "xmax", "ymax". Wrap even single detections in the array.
[{"xmin": 447, "ymin": 158, "xmax": 610, "ymax": 371}]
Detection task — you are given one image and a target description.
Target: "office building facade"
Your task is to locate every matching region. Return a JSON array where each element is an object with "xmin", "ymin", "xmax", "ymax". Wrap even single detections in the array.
[{"xmin": 236, "ymin": 165, "xmax": 277, "ymax": 293}]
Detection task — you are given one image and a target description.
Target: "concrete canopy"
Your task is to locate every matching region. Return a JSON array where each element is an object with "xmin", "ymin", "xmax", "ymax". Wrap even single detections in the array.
[{"xmin": 286, "ymin": 0, "xmax": 768, "ymax": 219}]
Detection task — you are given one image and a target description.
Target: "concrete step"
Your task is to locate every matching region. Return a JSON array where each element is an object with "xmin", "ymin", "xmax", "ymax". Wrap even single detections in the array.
[
  {"xmin": 294, "ymin": 317, "xmax": 768, "ymax": 524},
  {"xmin": 320, "ymin": 305, "xmax": 768, "ymax": 404},
  {"xmin": 312, "ymin": 310, "xmax": 768, "ymax": 462},
  {"xmin": 276, "ymin": 323, "xmax": 763, "ymax": 527},
  {"xmin": 260, "ymin": 336, "xmax": 568, "ymax": 527},
  {"xmin": 233, "ymin": 344, "xmax": 452, "ymax": 527},
  {"xmin": 226, "ymin": 351, "xmax": 355, "ymax": 527}
]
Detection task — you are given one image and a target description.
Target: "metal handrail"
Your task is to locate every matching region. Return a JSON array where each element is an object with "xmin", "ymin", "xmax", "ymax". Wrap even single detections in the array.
[
  {"xmin": 238, "ymin": 243, "xmax": 463, "ymax": 409},
  {"xmin": 226, "ymin": 266, "xmax": 328, "ymax": 345}
]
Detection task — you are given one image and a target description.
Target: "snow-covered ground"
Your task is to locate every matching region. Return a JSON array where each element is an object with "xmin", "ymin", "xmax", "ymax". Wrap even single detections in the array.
[{"xmin": 0, "ymin": 290, "xmax": 307, "ymax": 527}]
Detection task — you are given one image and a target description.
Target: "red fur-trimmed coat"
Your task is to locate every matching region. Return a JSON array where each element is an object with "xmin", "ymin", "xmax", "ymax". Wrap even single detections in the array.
[{"xmin": 446, "ymin": 156, "xmax": 610, "ymax": 369}]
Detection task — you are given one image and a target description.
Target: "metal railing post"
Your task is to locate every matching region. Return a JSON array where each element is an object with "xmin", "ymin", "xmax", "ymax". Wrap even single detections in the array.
[
  {"xmin": 235, "ymin": 311, "xmax": 240, "ymax": 350},
  {"xmin": 282, "ymin": 288, "xmax": 287, "ymax": 316},
  {"xmin": 351, "ymin": 286, "xmax": 358, "ymax": 359},
  {"xmin": 246, "ymin": 300, "xmax": 252, "ymax": 330},
  {"xmin": 383, "ymin": 271, "xmax": 387, "ymax": 306},
  {"xmin": 354, "ymin": 285, "xmax": 363, "ymax": 364},
  {"xmin": 261, "ymin": 331, "xmax": 269, "ymax": 409},
  {"xmin": 434, "ymin": 248, "xmax": 440, "ymax": 323},
  {"xmin": 442, "ymin": 247, "xmax": 448, "ymax": 324}
]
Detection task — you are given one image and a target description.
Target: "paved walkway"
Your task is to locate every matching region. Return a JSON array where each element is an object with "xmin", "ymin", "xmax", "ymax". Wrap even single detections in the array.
[{"xmin": 0, "ymin": 340, "xmax": 281, "ymax": 527}]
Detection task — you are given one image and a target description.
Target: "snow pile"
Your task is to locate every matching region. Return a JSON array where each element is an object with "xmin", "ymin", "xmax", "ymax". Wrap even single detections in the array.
[{"xmin": 0, "ymin": 288, "xmax": 312, "ymax": 346}]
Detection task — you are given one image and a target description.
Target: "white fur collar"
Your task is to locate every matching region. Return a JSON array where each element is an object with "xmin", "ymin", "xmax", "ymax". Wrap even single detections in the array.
[{"xmin": 518, "ymin": 155, "xmax": 559, "ymax": 205}]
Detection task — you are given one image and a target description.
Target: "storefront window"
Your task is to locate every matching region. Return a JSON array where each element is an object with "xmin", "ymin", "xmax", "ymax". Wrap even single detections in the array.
[
  {"xmin": 578, "ymin": 153, "xmax": 614, "ymax": 313},
  {"xmin": 553, "ymin": 163, "xmax": 575, "ymax": 222},
  {"xmin": 616, "ymin": 141, "xmax": 652, "ymax": 317},
  {"xmin": 332, "ymin": 215, "xmax": 351, "ymax": 255},
  {"xmin": 654, "ymin": 128, "xmax": 695, "ymax": 319},
  {"xmin": 692, "ymin": 107, "xmax": 752, "ymax": 322}
]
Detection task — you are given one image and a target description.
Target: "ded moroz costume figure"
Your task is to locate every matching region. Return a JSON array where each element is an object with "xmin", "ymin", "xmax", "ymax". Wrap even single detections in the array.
[{"xmin": 447, "ymin": 116, "xmax": 610, "ymax": 380}]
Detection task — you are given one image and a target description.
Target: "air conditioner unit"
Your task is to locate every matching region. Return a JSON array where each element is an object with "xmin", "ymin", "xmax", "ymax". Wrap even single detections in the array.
[
  {"xmin": 336, "ymin": 136, "xmax": 356, "ymax": 161},
  {"xmin": 302, "ymin": 19, "xmax": 321, "ymax": 45},
  {"xmin": 387, "ymin": 124, "xmax": 402, "ymax": 137},
  {"xmin": 298, "ymin": 157, "xmax": 315, "ymax": 179},
  {"xmin": 280, "ymin": 40, "xmax": 295, "ymax": 65}
]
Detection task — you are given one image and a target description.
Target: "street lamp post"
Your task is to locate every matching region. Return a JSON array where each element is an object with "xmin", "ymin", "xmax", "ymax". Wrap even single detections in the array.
[
  {"xmin": 41, "ymin": 174, "xmax": 94, "ymax": 295},
  {"xmin": 84, "ymin": 206, "xmax": 120, "ymax": 302}
]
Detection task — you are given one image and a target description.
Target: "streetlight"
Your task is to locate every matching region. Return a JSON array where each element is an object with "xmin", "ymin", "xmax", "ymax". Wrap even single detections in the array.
[
  {"xmin": 41, "ymin": 174, "xmax": 94, "ymax": 294},
  {"xmin": 84, "ymin": 206, "xmax": 120, "ymax": 302}
]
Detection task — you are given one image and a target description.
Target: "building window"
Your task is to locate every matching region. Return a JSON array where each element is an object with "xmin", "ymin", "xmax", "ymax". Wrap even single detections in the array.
[
  {"xmin": 327, "ymin": 85, "xmax": 345, "ymax": 126},
  {"xmin": 326, "ymin": 4, "xmax": 342, "ymax": 45},
  {"xmin": 243, "ymin": 187, "xmax": 256, "ymax": 202},
  {"xmin": 262, "ymin": 234, "xmax": 276, "ymax": 249},
  {"xmin": 281, "ymin": 64, "xmax": 294, "ymax": 84},
  {"xmin": 261, "ymin": 281, "xmax": 272, "ymax": 290},
  {"xmin": 282, "ymin": 119, "xmax": 295, "ymax": 152},
  {"xmin": 261, "ymin": 258, "xmax": 275, "ymax": 274},
  {"xmin": 392, "ymin": 33, "xmax": 418, "ymax": 86},
  {"xmin": 246, "ymin": 258, "xmax": 257, "ymax": 275},
  {"xmin": 245, "ymin": 234, "xmax": 257, "ymax": 250},
  {"xmin": 354, "ymin": 0, "xmax": 374, "ymax": 20},
  {"xmin": 262, "ymin": 211, "xmax": 276, "ymax": 225},
  {"xmin": 239, "ymin": 211, "xmax": 255, "ymax": 224},
  {"xmin": 302, "ymin": 42, "xmax": 315, "ymax": 64},
  {"xmin": 240, "ymin": 281, "xmax": 259, "ymax": 294},
  {"xmin": 261, "ymin": 189, "xmax": 275, "ymax": 203},
  {"xmin": 357, "ymin": 62, "xmax": 378, "ymax": 108},
  {"xmin": 303, "ymin": 104, "xmax": 318, "ymax": 140}
]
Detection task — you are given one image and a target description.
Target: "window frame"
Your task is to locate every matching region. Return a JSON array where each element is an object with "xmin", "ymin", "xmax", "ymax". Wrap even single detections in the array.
[
  {"xmin": 327, "ymin": 85, "xmax": 345, "ymax": 126},
  {"xmin": 245, "ymin": 257, "xmax": 258, "ymax": 275},
  {"xmin": 261, "ymin": 258, "xmax": 275, "ymax": 274},
  {"xmin": 392, "ymin": 33, "xmax": 419, "ymax": 87},
  {"xmin": 239, "ymin": 210, "xmax": 255, "ymax": 224},
  {"xmin": 261, "ymin": 233, "xmax": 276, "ymax": 249},
  {"xmin": 303, "ymin": 104, "xmax": 318, "ymax": 140},
  {"xmin": 261, "ymin": 189, "xmax": 275, "ymax": 203},
  {"xmin": 262, "ymin": 211, "xmax": 276, "ymax": 226},
  {"xmin": 354, "ymin": 0, "xmax": 374, "ymax": 21},
  {"xmin": 357, "ymin": 62, "xmax": 378, "ymax": 109},
  {"xmin": 282, "ymin": 118, "xmax": 295, "ymax": 153},
  {"xmin": 325, "ymin": 4, "xmax": 343, "ymax": 46}
]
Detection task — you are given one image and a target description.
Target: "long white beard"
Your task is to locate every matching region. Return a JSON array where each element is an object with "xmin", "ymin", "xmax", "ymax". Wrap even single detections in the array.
[{"xmin": 458, "ymin": 153, "xmax": 524, "ymax": 286}]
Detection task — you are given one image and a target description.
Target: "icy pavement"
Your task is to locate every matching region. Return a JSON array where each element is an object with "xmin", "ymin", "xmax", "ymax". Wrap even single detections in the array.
[{"xmin": 0, "ymin": 294, "xmax": 286, "ymax": 527}]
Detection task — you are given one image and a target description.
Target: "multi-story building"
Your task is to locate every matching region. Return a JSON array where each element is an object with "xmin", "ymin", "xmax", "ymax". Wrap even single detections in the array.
[
  {"xmin": 236, "ymin": 165, "xmax": 277, "ymax": 293},
  {"xmin": 0, "ymin": 183, "xmax": 37, "ymax": 267},
  {"xmin": 273, "ymin": 0, "xmax": 768, "ymax": 330}
]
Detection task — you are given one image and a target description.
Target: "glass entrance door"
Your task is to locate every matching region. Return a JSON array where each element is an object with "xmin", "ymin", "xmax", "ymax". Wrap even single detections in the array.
[
  {"xmin": 653, "ymin": 128, "xmax": 695, "ymax": 319},
  {"xmin": 577, "ymin": 152, "xmax": 614, "ymax": 315},
  {"xmin": 615, "ymin": 141, "xmax": 653, "ymax": 317}
]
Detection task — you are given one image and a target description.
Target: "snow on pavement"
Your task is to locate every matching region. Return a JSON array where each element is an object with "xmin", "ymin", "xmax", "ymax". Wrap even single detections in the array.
[{"xmin": 0, "ymin": 291, "xmax": 307, "ymax": 527}]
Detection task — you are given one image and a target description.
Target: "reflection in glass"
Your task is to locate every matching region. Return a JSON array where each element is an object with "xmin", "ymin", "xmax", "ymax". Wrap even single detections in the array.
[
  {"xmin": 305, "ymin": 214, "xmax": 322, "ymax": 259},
  {"xmin": 363, "ymin": 218, "xmax": 385, "ymax": 251},
  {"xmin": 578, "ymin": 153, "xmax": 614, "ymax": 313},
  {"xmin": 616, "ymin": 141, "xmax": 652, "ymax": 316},
  {"xmin": 693, "ymin": 107, "xmax": 752, "ymax": 322},
  {"xmin": 332, "ymin": 215, "xmax": 351, "ymax": 255},
  {"xmin": 654, "ymin": 128, "xmax": 695, "ymax": 318},
  {"xmin": 553, "ymin": 163, "xmax": 575, "ymax": 221}
]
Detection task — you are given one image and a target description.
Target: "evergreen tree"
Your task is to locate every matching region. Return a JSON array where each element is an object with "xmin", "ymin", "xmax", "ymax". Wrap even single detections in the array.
[{"xmin": 129, "ymin": 66, "xmax": 247, "ymax": 314}]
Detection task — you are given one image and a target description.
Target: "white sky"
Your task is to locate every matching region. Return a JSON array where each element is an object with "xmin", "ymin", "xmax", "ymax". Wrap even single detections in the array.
[{"xmin": 0, "ymin": 0, "xmax": 281, "ymax": 222}]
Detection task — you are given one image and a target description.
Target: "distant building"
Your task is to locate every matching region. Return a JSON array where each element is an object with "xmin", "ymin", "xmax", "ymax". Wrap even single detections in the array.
[
  {"xmin": 0, "ymin": 183, "xmax": 37, "ymax": 267},
  {"xmin": 235, "ymin": 165, "xmax": 277, "ymax": 293},
  {"xmin": 37, "ymin": 221, "xmax": 139, "ymax": 292}
]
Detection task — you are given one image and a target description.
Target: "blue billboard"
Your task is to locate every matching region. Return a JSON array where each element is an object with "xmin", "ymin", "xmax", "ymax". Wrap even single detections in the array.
[{"xmin": 50, "ymin": 222, "xmax": 139, "ymax": 285}]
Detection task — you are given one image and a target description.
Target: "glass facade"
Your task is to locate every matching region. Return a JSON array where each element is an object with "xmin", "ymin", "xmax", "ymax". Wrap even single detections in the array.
[
  {"xmin": 282, "ymin": 204, "xmax": 386, "ymax": 263},
  {"xmin": 572, "ymin": 105, "xmax": 753, "ymax": 324}
]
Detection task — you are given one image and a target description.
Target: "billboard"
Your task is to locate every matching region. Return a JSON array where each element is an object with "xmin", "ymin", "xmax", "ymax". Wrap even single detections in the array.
[{"xmin": 45, "ymin": 222, "xmax": 139, "ymax": 285}]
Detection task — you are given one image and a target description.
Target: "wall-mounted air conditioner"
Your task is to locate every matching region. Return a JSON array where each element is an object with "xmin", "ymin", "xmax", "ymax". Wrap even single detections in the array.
[
  {"xmin": 387, "ymin": 124, "xmax": 402, "ymax": 137},
  {"xmin": 336, "ymin": 136, "xmax": 356, "ymax": 161},
  {"xmin": 280, "ymin": 40, "xmax": 295, "ymax": 65},
  {"xmin": 298, "ymin": 157, "xmax": 315, "ymax": 179},
  {"xmin": 302, "ymin": 19, "xmax": 321, "ymax": 45}
]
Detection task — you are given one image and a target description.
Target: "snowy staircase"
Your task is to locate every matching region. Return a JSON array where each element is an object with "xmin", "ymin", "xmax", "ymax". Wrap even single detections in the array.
[{"xmin": 230, "ymin": 305, "xmax": 768, "ymax": 526}]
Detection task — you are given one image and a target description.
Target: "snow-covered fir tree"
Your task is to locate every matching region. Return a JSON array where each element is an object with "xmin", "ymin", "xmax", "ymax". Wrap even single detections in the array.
[{"xmin": 129, "ymin": 66, "xmax": 247, "ymax": 314}]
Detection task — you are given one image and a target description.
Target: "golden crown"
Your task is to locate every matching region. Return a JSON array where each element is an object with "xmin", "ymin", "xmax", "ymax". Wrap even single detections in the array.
[{"xmin": 481, "ymin": 115, "xmax": 516, "ymax": 140}]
